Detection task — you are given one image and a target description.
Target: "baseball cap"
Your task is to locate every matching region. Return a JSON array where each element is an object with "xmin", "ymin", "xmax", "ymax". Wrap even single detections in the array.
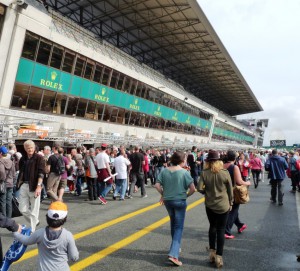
[
  {"xmin": 47, "ymin": 201, "xmax": 68, "ymax": 220},
  {"xmin": 101, "ymin": 143, "xmax": 108, "ymax": 148},
  {"xmin": 0, "ymin": 146, "xmax": 8, "ymax": 155}
]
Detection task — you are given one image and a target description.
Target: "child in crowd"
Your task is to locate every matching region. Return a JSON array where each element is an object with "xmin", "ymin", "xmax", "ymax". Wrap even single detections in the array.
[{"xmin": 13, "ymin": 202, "xmax": 79, "ymax": 271}]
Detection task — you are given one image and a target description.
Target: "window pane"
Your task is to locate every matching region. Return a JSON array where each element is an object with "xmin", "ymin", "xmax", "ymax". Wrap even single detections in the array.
[
  {"xmin": 36, "ymin": 40, "xmax": 52, "ymax": 65},
  {"xmin": 93, "ymin": 64, "xmax": 103, "ymax": 83},
  {"xmin": 86, "ymin": 101, "xmax": 96, "ymax": 119},
  {"xmin": 11, "ymin": 83, "xmax": 30, "ymax": 108},
  {"xmin": 123, "ymin": 77, "xmax": 131, "ymax": 93},
  {"xmin": 41, "ymin": 89, "xmax": 56, "ymax": 112},
  {"xmin": 66, "ymin": 97, "xmax": 79, "ymax": 116},
  {"xmin": 62, "ymin": 51, "xmax": 75, "ymax": 73},
  {"xmin": 129, "ymin": 79, "xmax": 137, "ymax": 95},
  {"xmin": 27, "ymin": 87, "xmax": 43, "ymax": 110},
  {"xmin": 74, "ymin": 56, "xmax": 86, "ymax": 77},
  {"xmin": 21, "ymin": 33, "xmax": 39, "ymax": 61},
  {"xmin": 76, "ymin": 99, "xmax": 88, "ymax": 117},
  {"xmin": 50, "ymin": 46, "xmax": 63, "ymax": 69},
  {"xmin": 110, "ymin": 71, "xmax": 119, "ymax": 89},
  {"xmin": 135, "ymin": 82, "xmax": 143, "ymax": 98},
  {"xmin": 116, "ymin": 73, "xmax": 125, "ymax": 90},
  {"xmin": 95, "ymin": 103, "xmax": 105, "ymax": 121},
  {"xmin": 109, "ymin": 107, "xmax": 119, "ymax": 123},
  {"xmin": 101, "ymin": 67, "xmax": 112, "ymax": 86},
  {"xmin": 54, "ymin": 93, "xmax": 67, "ymax": 115},
  {"xmin": 84, "ymin": 61, "xmax": 94, "ymax": 80}
]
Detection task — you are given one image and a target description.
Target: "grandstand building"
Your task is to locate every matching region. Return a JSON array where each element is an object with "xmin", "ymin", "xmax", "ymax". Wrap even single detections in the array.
[{"xmin": 0, "ymin": 0, "xmax": 264, "ymax": 149}]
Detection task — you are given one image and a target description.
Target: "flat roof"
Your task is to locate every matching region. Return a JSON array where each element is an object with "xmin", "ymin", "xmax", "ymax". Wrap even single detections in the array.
[{"xmin": 42, "ymin": 0, "xmax": 263, "ymax": 116}]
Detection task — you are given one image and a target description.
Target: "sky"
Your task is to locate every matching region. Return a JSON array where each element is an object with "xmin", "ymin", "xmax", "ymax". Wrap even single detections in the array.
[{"xmin": 198, "ymin": 0, "xmax": 300, "ymax": 146}]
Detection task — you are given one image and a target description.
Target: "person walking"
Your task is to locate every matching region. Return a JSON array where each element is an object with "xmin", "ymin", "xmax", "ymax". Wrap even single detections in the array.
[
  {"xmin": 46, "ymin": 145, "xmax": 63, "ymax": 201},
  {"xmin": 17, "ymin": 140, "xmax": 45, "ymax": 232},
  {"xmin": 265, "ymin": 149, "xmax": 288, "ymax": 205},
  {"xmin": 198, "ymin": 150, "xmax": 233, "ymax": 268},
  {"xmin": 250, "ymin": 153, "xmax": 263, "ymax": 188},
  {"xmin": 128, "ymin": 146, "xmax": 146, "ymax": 198},
  {"xmin": 95, "ymin": 143, "xmax": 113, "ymax": 204},
  {"xmin": 84, "ymin": 149, "xmax": 98, "ymax": 201},
  {"xmin": 223, "ymin": 150, "xmax": 251, "ymax": 239},
  {"xmin": 14, "ymin": 201, "xmax": 79, "ymax": 271},
  {"xmin": 113, "ymin": 150, "xmax": 131, "ymax": 200},
  {"xmin": 288, "ymin": 151, "xmax": 299, "ymax": 192},
  {"xmin": 155, "ymin": 152, "xmax": 195, "ymax": 266},
  {"xmin": 0, "ymin": 146, "xmax": 16, "ymax": 218}
]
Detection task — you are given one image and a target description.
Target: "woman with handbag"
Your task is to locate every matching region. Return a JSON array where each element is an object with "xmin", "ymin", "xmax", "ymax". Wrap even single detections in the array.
[
  {"xmin": 223, "ymin": 150, "xmax": 251, "ymax": 240},
  {"xmin": 198, "ymin": 150, "xmax": 233, "ymax": 268}
]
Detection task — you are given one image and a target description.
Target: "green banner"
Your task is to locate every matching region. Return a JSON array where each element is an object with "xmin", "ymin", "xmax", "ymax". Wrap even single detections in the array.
[
  {"xmin": 15, "ymin": 58, "xmax": 215, "ymax": 131},
  {"xmin": 213, "ymin": 126, "xmax": 254, "ymax": 143}
]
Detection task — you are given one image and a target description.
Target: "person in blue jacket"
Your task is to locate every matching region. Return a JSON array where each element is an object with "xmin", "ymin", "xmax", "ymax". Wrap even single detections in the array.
[{"xmin": 265, "ymin": 149, "xmax": 288, "ymax": 205}]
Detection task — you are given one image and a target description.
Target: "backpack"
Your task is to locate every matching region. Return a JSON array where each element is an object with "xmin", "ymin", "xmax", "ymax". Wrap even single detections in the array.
[
  {"xmin": 55, "ymin": 155, "xmax": 65, "ymax": 175},
  {"xmin": 296, "ymin": 159, "xmax": 300, "ymax": 171},
  {"xmin": 11, "ymin": 153, "xmax": 19, "ymax": 172}
]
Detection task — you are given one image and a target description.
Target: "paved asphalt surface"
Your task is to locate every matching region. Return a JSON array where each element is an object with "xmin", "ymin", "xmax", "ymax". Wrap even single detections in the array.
[{"xmin": 2, "ymin": 175, "xmax": 300, "ymax": 271}]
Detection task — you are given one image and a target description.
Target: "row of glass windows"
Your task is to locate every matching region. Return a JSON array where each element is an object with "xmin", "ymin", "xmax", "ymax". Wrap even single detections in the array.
[
  {"xmin": 11, "ymin": 83, "xmax": 210, "ymax": 137},
  {"xmin": 211, "ymin": 135, "xmax": 252, "ymax": 146},
  {"xmin": 21, "ymin": 32, "xmax": 212, "ymax": 121},
  {"xmin": 214, "ymin": 120, "xmax": 254, "ymax": 141}
]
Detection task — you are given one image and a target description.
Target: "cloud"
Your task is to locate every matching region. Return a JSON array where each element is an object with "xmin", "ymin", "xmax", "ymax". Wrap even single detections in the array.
[{"xmin": 199, "ymin": 0, "xmax": 300, "ymax": 145}]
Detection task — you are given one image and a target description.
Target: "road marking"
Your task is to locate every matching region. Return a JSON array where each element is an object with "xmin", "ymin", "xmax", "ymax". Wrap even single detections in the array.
[
  {"xmin": 15, "ymin": 202, "xmax": 161, "ymax": 263},
  {"xmin": 70, "ymin": 197, "xmax": 205, "ymax": 271}
]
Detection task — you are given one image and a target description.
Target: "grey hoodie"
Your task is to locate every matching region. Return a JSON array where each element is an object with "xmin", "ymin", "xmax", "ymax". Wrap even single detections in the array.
[
  {"xmin": 14, "ymin": 227, "xmax": 79, "ymax": 271},
  {"xmin": 0, "ymin": 157, "xmax": 15, "ymax": 188}
]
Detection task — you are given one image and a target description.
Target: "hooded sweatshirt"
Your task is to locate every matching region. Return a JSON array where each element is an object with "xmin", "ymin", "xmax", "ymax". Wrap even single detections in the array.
[
  {"xmin": 14, "ymin": 227, "xmax": 79, "ymax": 271},
  {"xmin": 0, "ymin": 157, "xmax": 15, "ymax": 188}
]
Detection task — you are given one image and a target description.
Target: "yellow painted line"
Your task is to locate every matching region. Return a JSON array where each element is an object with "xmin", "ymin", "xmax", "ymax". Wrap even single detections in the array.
[
  {"xmin": 70, "ymin": 197, "xmax": 205, "ymax": 271},
  {"xmin": 15, "ymin": 202, "xmax": 161, "ymax": 263}
]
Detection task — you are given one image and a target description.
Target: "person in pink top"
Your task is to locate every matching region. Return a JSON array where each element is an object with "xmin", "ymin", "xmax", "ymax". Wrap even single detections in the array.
[
  {"xmin": 250, "ymin": 153, "xmax": 263, "ymax": 188},
  {"xmin": 143, "ymin": 151, "xmax": 149, "ymax": 186}
]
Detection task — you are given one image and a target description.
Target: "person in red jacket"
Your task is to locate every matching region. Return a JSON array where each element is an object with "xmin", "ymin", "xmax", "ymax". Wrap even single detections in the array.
[{"xmin": 237, "ymin": 153, "xmax": 250, "ymax": 181}]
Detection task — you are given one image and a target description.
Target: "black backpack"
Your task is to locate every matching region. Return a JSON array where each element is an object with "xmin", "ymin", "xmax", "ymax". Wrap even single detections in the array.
[{"xmin": 55, "ymin": 155, "xmax": 65, "ymax": 175}]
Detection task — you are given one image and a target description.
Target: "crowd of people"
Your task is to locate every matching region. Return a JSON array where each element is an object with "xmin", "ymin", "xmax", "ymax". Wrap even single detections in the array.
[{"xmin": 0, "ymin": 140, "xmax": 295, "ymax": 269}]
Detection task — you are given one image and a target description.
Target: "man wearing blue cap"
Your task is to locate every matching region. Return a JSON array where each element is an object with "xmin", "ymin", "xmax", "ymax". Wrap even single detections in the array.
[{"xmin": 0, "ymin": 146, "xmax": 16, "ymax": 218}]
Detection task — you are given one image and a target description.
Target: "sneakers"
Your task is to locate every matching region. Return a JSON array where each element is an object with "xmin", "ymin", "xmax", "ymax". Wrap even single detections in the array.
[
  {"xmin": 98, "ymin": 196, "xmax": 107, "ymax": 205},
  {"xmin": 141, "ymin": 195, "xmax": 148, "ymax": 198},
  {"xmin": 238, "ymin": 224, "xmax": 247, "ymax": 233},
  {"xmin": 168, "ymin": 257, "xmax": 182, "ymax": 266},
  {"xmin": 278, "ymin": 202, "xmax": 283, "ymax": 206},
  {"xmin": 225, "ymin": 234, "xmax": 235, "ymax": 239},
  {"xmin": 126, "ymin": 195, "xmax": 133, "ymax": 199}
]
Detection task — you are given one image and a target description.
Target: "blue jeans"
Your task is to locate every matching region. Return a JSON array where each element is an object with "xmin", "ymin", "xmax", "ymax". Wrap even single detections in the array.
[
  {"xmin": 155, "ymin": 166, "xmax": 164, "ymax": 180},
  {"xmin": 98, "ymin": 182, "xmax": 113, "ymax": 198},
  {"xmin": 114, "ymin": 179, "xmax": 127, "ymax": 199},
  {"xmin": 0, "ymin": 187, "xmax": 13, "ymax": 217},
  {"xmin": 164, "ymin": 199, "xmax": 187, "ymax": 259},
  {"xmin": 76, "ymin": 176, "xmax": 84, "ymax": 196},
  {"xmin": 225, "ymin": 203, "xmax": 243, "ymax": 235}
]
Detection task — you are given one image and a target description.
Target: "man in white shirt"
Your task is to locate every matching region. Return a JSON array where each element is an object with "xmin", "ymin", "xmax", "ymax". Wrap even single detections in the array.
[
  {"xmin": 95, "ymin": 143, "xmax": 112, "ymax": 204},
  {"xmin": 113, "ymin": 150, "xmax": 131, "ymax": 200}
]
